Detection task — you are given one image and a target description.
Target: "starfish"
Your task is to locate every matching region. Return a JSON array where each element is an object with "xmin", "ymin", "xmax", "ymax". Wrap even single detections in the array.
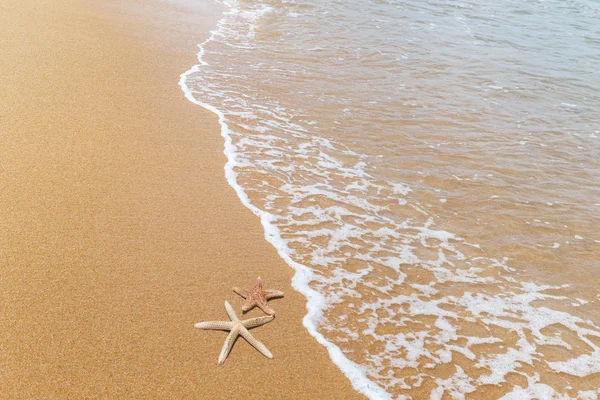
[
  {"xmin": 233, "ymin": 277, "xmax": 284, "ymax": 316},
  {"xmin": 194, "ymin": 300, "xmax": 274, "ymax": 365}
]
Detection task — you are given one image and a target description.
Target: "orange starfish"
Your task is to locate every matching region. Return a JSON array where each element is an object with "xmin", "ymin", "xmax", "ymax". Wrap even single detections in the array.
[{"xmin": 233, "ymin": 277, "xmax": 284, "ymax": 316}]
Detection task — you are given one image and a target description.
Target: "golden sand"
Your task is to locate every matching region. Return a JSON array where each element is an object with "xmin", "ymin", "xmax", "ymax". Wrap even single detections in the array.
[{"xmin": 0, "ymin": 0, "xmax": 364, "ymax": 398}]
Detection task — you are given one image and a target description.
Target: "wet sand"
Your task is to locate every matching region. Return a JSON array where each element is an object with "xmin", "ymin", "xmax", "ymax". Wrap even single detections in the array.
[{"xmin": 0, "ymin": 0, "xmax": 364, "ymax": 398}]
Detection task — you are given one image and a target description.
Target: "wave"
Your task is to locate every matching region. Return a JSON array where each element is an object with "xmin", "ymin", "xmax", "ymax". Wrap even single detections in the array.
[
  {"xmin": 178, "ymin": 2, "xmax": 389, "ymax": 398},
  {"xmin": 179, "ymin": 0, "xmax": 600, "ymax": 398}
]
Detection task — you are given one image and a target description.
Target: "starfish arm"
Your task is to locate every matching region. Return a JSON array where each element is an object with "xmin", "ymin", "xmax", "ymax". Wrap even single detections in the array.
[
  {"xmin": 224, "ymin": 301, "xmax": 239, "ymax": 322},
  {"xmin": 242, "ymin": 315, "xmax": 274, "ymax": 329},
  {"xmin": 240, "ymin": 327, "xmax": 273, "ymax": 359},
  {"xmin": 241, "ymin": 299, "xmax": 257, "ymax": 313},
  {"xmin": 232, "ymin": 287, "xmax": 249, "ymax": 299},
  {"xmin": 194, "ymin": 321, "xmax": 234, "ymax": 331},
  {"xmin": 218, "ymin": 327, "xmax": 240, "ymax": 365},
  {"xmin": 265, "ymin": 289, "xmax": 284, "ymax": 300},
  {"xmin": 256, "ymin": 300, "xmax": 276, "ymax": 316}
]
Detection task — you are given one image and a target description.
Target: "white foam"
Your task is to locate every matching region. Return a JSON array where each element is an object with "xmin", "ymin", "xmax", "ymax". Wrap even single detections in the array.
[
  {"xmin": 548, "ymin": 350, "xmax": 600, "ymax": 377},
  {"xmin": 499, "ymin": 374, "xmax": 568, "ymax": 399},
  {"xmin": 392, "ymin": 183, "xmax": 412, "ymax": 196},
  {"xmin": 578, "ymin": 390, "xmax": 600, "ymax": 400}
]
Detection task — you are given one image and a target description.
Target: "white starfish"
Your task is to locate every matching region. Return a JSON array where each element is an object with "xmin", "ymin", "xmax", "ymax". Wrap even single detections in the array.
[{"xmin": 194, "ymin": 300, "xmax": 274, "ymax": 365}]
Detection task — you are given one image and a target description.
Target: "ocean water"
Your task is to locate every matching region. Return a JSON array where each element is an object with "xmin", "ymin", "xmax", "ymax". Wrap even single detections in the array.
[{"xmin": 181, "ymin": 0, "xmax": 600, "ymax": 398}]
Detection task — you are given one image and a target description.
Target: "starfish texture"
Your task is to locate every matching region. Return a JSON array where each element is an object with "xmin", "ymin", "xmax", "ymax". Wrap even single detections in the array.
[
  {"xmin": 233, "ymin": 277, "xmax": 284, "ymax": 316},
  {"xmin": 195, "ymin": 300, "xmax": 274, "ymax": 365}
]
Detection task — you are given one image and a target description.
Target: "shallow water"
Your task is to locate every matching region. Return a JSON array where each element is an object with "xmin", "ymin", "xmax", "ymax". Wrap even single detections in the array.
[{"xmin": 182, "ymin": 0, "xmax": 600, "ymax": 398}]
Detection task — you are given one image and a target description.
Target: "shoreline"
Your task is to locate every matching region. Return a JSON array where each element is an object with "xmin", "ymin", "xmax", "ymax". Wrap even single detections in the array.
[
  {"xmin": 180, "ymin": 41, "xmax": 389, "ymax": 400},
  {"xmin": 0, "ymin": 0, "xmax": 364, "ymax": 398}
]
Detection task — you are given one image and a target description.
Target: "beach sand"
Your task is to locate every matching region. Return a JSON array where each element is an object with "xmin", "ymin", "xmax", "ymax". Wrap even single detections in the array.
[{"xmin": 0, "ymin": 0, "xmax": 364, "ymax": 398}]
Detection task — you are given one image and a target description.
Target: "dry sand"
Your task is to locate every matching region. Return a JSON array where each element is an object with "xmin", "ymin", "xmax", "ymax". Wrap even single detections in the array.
[{"xmin": 0, "ymin": 0, "xmax": 365, "ymax": 398}]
